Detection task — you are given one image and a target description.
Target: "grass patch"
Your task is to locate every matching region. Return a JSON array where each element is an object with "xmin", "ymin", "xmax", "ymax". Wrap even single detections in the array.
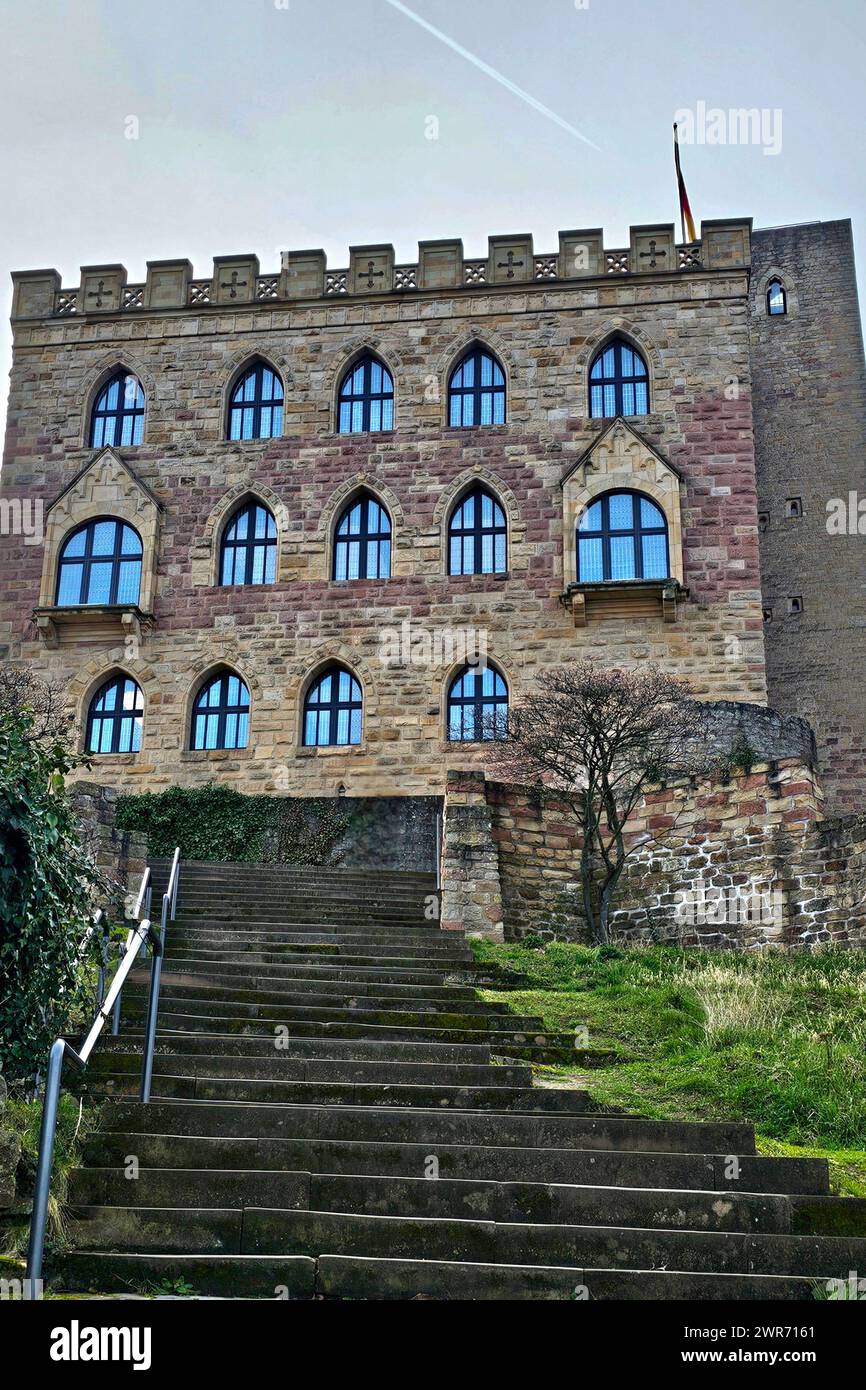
[
  {"xmin": 1, "ymin": 1094, "xmax": 101, "ymax": 1258},
  {"xmin": 472, "ymin": 939, "xmax": 866, "ymax": 1191}
]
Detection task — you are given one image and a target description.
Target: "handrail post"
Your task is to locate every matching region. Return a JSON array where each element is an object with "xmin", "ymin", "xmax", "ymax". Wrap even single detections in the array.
[
  {"xmin": 24, "ymin": 1038, "xmax": 66, "ymax": 1297},
  {"xmin": 139, "ymin": 892, "xmax": 169, "ymax": 1103}
]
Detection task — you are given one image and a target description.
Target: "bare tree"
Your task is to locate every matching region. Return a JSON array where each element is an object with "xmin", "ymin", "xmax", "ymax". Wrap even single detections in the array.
[
  {"xmin": 489, "ymin": 662, "xmax": 712, "ymax": 944},
  {"xmin": 0, "ymin": 665, "xmax": 71, "ymax": 743}
]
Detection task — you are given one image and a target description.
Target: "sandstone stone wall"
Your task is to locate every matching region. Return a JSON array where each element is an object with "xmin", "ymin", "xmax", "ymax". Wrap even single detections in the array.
[
  {"xmin": 750, "ymin": 220, "xmax": 866, "ymax": 814},
  {"xmin": 70, "ymin": 780, "xmax": 147, "ymax": 907},
  {"xmin": 441, "ymin": 758, "xmax": 864, "ymax": 949},
  {"xmin": 0, "ymin": 228, "xmax": 767, "ymax": 801}
]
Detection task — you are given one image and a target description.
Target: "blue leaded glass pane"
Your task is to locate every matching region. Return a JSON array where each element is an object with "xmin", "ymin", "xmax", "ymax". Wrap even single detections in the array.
[
  {"xmin": 610, "ymin": 536, "xmax": 636, "ymax": 580},
  {"xmin": 304, "ymin": 711, "xmax": 317, "ymax": 745},
  {"xmin": 92, "ymin": 520, "xmax": 116, "ymax": 555},
  {"xmin": 634, "ymin": 381, "xmax": 648, "ymax": 414},
  {"xmin": 640, "ymin": 498, "xmax": 665, "ymax": 528},
  {"xmin": 462, "ymin": 394, "xmax": 474, "ymax": 426},
  {"xmin": 117, "ymin": 560, "xmax": 141, "ymax": 604},
  {"xmin": 121, "ymin": 525, "xmax": 141, "ymax": 555},
  {"xmin": 579, "ymin": 537, "xmax": 603, "ymax": 581},
  {"xmin": 603, "ymin": 384, "xmax": 616, "ymax": 416},
  {"xmin": 86, "ymin": 562, "xmax": 112, "ymax": 605},
  {"xmin": 642, "ymin": 533, "xmax": 668, "ymax": 578},
  {"xmin": 590, "ymin": 385, "xmax": 603, "ymax": 417},
  {"xmin": 579, "ymin": 501, "xmax": 602, "ymax": 532},
  {"xmin": 57, "ymin": 565, "xmax": 83, "ymax": 604},
  {"xmin": 608, "ymin": 494, "xmax": 634, "ymax": 530},
  {"xmin": 622, "ymin": 383, "xmax": 635, "ymax": 416},
  {"xmin": 350, "ymin": 708, "xmax": 362, "ymax": 743}
]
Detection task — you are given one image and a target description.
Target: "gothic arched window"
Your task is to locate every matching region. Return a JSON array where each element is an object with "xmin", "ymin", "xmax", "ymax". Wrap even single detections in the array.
[
  {"xmin": 86, "ymin": 674, "xmax": 144, "ymax": 754},
  {"xmin": 90, "ymin": 370, "xmax": 145, "ymax": 447},
  {"xmin": 337, "ymin": 355, "xmax": 394, "ymax": 434},
  {"xmin": 448, "ymin": 347, "xmax": 506, "ymax": 427},
  {"xmin": 191, "ymin": 672, "xmax": 250, "ymax": 750},
  {"xmin": 588, "ymin": 339, "xmax": 649, "ymax": 418},
  {"xmin": 227, "ymin": 361, "xmax": 284, "ymax": 440},
  {"xmin": 303, "ymin": 665, "xmax": 363, "ymax": 747},
  {"xmin": 447, "ymin": 664, "xmax": 508, "ymax": 742},
  {"xmin": 333, "ymin": 492, "xmax": 392, "ymax": 581},
  {"xmin": 219, "ymin": 501, "xmax": 277, "ymax": 585},
  {"xmin": 767, "ymin": 278, "xmax": 787, "ymax": 316},
  {"xmin": 448, "ymin": 486, "xmax": 507, "ymax": 575},
  {"xmin": 577, "ymin": 490, "xmax": 669, "ymax": 582},
  {"xmin": 56, "ymin": 518, "xmax": 142, "ymax": 606}
]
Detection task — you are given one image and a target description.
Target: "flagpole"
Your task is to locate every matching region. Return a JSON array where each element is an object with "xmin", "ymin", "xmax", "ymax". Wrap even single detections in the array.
[{"xmin": 674, "ymin": 123, "xmax": 686, "ymax": 244}]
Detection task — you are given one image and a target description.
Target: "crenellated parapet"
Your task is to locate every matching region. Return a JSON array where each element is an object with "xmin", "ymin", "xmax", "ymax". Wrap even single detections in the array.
[{"xmin": 10, "ymin": 218, "xmax": 752, "ymax": 321}]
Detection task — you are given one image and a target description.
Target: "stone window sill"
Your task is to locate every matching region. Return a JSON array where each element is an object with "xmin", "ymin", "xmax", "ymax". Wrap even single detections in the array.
[
  {"xmin": 560, "ymin": 579, "xmax": 688, "ymax": 627},
  {"xmin": 34, "ymin": 604, "xmax": 154, "ymax": 647}
]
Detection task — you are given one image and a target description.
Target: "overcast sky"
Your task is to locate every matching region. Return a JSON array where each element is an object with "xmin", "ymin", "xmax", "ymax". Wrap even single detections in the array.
[{"xmin": 1, "ymin": 0, "xmax": 864, "ymax": 438}]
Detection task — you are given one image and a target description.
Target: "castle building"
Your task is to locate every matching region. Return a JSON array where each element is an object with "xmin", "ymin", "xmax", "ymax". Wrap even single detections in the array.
[{"xmin": 2, "ymin": 217, "xmax": 864, "ymax": 816}]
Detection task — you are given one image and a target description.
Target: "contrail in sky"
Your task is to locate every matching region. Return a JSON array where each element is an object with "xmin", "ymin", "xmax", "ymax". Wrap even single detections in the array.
[{"xmin": 382, "ymin": 0, "xmax": 600, "ymax": 151}]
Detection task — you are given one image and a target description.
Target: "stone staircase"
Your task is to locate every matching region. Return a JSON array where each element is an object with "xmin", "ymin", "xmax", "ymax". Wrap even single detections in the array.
[{"xmin": 54, "ymin": 859, "xmax": 866, "ymax": 1299}]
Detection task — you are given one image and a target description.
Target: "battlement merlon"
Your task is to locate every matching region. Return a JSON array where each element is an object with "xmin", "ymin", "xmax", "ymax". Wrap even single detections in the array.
[{"xmin": 9, "ymin": 219, "xmax": 753, "ymax": 322}]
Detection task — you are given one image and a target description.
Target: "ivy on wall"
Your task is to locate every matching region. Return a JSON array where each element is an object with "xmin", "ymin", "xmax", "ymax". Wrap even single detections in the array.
[
  {"xmin": 0, "ymin": 694, "xmax": 109, "ymax": 1085},
  {"xmin": 115, "ymin": 784, "xmax": 351, "ymax": 866}
]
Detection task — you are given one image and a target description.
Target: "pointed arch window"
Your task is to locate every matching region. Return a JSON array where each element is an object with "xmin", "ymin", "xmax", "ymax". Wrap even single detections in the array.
[
  {"xmin": 589, "ymin": 339, "xmax": 649, "ymax": 418},
  {"xmin": 228, "ymin": 362, "xmax": 284, "ymax": 440},
  {"xmin": 90, "ymin": 370, "xmax": 145, "ymax": 447},
  {"xmin": 56, "ymin": 518, "xmax": 142, "ymax": 606},
  {"xmin": 448, "ymin": 347, "xmax": 506, "ymax": 427},
  {"xmin": 577, "ymin": 490, "xmax": 669, "ymax": 582},
  {"xmin": 191, "ymin": 672, "xmax": 250, "ymax": 750},
  {"xmin": 333, "ymin": 492, "xmax": 391, "ymax": 581},
  {"xmin": 86, "ymin": 674, "xmax": 144, "ymax": 754},
  {"xmin": 448, "ymin": 486, "xmax": 507, "ymax": 575},
  {"xmin": 338, "ymin": 354, "xmax": 394, "ymax": 434},
  {"xmin": 767, "ymin": 278, "xmax": 787, "ymax": 316},
  {"xmin": 303, "ymin": 665, "xmax": 363, "ymax": 747},
  {"xmin": 447, "ymin": 664, "xmax": 508, "ymax": 742},
  {"xmin": 220, "ymin": 501, "xmax": 277, "ymax": 585}
]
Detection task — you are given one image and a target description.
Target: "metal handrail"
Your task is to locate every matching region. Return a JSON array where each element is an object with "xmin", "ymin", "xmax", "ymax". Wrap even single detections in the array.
[
  {"xmin": 24, "ymin": 851, "xmax": 180, "ymax": 1298},
  {"xmin": 140, "ymin": 848, "xmax": 180, "ymax": 1103}
]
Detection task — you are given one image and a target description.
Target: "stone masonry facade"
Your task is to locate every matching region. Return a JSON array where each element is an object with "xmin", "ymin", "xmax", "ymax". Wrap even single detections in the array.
[
  {"xmin": 1, "ymin": 215, "xmax": 865, "ymax": 943},
  {"xmin": 2, "ymin": 218, "xmax": 772, "ymax": 803},
  {"xmin": 750, "ymin": 220, "xmax": 866, "ymax": 815}
]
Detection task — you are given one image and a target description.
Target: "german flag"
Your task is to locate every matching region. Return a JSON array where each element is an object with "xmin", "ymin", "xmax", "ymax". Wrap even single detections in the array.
[{"xmin": 674, "ymin": 123, "xmax": 697, "ymax": 243}]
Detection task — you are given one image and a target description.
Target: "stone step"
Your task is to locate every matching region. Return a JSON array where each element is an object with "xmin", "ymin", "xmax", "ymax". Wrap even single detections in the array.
[
  {"xmin": 98, "ymin": 1033, "xmax": 493, "ymax": 1064},
  {"xmin": 125, "ymin": 976, "xmax": 480, "ymax": 1006},
  {"xmin": 84, "ymin": 1132, "xmax": 830, "ymax": 1196},
  {"xmin": 52, "ymin": 1250, "xmax": 820, "ymax": 1301},
  {"xmin": 169, "ymin": 932, "xmax": 467, "ymax": 955},
  {"xmin": 69, "ymin": 1166, "xmax": 838, "ymax": 1235},
  {"xmin": 162, "ymin": 947, "xmax": 472, "ymax": 969},
  {"xmin": 143, "ymin": 960, "xmax": 452, "ymax": 986},
  {"xmin": 176, "ymin": 897, "xmax": 436, "ymax": 914},
  {"xmin": 124, "ymin": 998, "xmax": 538, "ymax": 1031},
  {"xmin": 86, "ymin": 1074, "xmax": 589, "ymax": 1112},
  {"xmin": 122, "ymin": 1012, "xmax": 583, "ymax": 1051},
  {"xmin": 64, "ymin": 1204, "xmax": 866, "ymax": 1279},
  {"xmin": 97, "ymin": 1101, "xmax": 756, "ymax": 1154},
  {"xmin": 156, "ymin": 860, "xmax": 436, "ymax": 882},
  {"xmin": 88, "ymin": 1052, "xmax": 532, "ymax": 1088}
]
